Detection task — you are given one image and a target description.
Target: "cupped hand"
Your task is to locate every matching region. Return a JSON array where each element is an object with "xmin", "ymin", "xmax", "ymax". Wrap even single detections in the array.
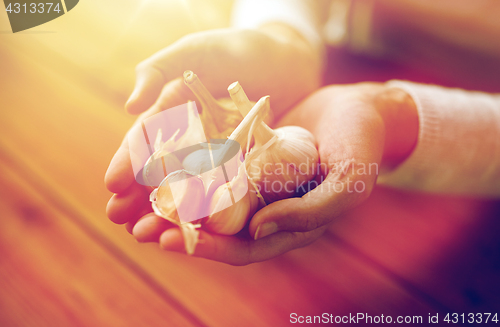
[
  {"xmin": 125, "ymin": 26, "xmax": 321, "ymax": 117},
  {"xmin": 152, "ymin": 83, "xmax": 418, "ymax": 265},
  {"xmin": 105, "ymin": 26, "xmax": 322, "ymax": 237}
]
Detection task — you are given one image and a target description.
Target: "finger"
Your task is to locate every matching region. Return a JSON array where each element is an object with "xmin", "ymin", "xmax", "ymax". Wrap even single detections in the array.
[
  {"xmin": 152, "ymin": 77, "xmax": 194, "ymax": 111},
  {"xmin": 159, "ymin": 227, "xmax": 326, "ymax": 265},
  {"xmin": 125, "ymin": 38, "xmax": 194, "ymax": 114},
  {"xmin": 249, "ymin": 169, "xmax": 376, "ymax": 239},
  {"xmin": 105, "ymin": 137, "xmax": 136, "ymax": 193},
  {"xmin": 126, "ymin": 63, "xmax": 165, "ymax": 114},
  {"xmin": 249, "ymin": 87, "xmax": 386, "ymax": 239},
  {"xmin": 133, "ymin": 213, "xmax": 173, "ymax": 242},
  {"xmin": 106, "ymin": 185, "xmax": 148, "ymax": 224},
  {"xmin": 125, "ymin": 205, "xmax": 154, "ymax": 234},
  {"xmin": 106, "ymin": 78, "xmax": 191, "ymax": 194}
]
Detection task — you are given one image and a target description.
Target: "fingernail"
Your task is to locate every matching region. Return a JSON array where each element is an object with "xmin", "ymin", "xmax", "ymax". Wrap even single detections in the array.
[{"xmin": 254, "ymin": 222, "xmax": 278, "ymax": 240}]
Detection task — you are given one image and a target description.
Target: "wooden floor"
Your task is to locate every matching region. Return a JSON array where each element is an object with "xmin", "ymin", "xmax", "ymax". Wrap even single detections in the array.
[{"xmin": 1, "ymin": 1, "xmax": 499, "ymax": 326}]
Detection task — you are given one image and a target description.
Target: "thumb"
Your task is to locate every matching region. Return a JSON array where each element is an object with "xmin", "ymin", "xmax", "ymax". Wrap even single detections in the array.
[
  {"xmin": 249, "ymin": 170, "xmax": 375, "ymax": 240},
  {"xmin": 125, "ymin": 38, "xmax": 191, "ymax": 114},
  {"xmin": 151, "ymin": 77, "xmax": 193, "ymax": 112},
  {"xmin": 126, "ymin": 63, "xmax": 165, "ymax": 114}
]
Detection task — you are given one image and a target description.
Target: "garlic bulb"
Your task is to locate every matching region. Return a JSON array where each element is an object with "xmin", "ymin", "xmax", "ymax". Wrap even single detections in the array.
[
  {"xmin": 204, "ymin": 164, "xmax": 259, "ymax": 235},
  {"xmin": 183, "ymin": 70, "xmax": 242, "ymax": 140},
  {"xmin": 229, "ymin": 82, "xmax": 319, "ymax": 203}
]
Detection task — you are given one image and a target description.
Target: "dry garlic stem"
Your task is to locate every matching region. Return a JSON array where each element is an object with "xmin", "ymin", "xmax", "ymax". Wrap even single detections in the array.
[
  {"xmin": 228, "ymin": 82, "xmax": 276, "ymax": 146},
  {"xmin": 199, "ymin": 97, "xmax": 270, "ymax": 235},
  {"xmin": 201, "ymin": 97, "xmax": 270, "ymax": 234},
  {"xmin": 183, "ymin": 96, "xmax": 269, "ymax": 202},
  {"xmin": 183, "ymin": 71, "xmax": 242, "ymax": 140},
  {"xmin": 229, "ymin": 82, "xmax": 319, "ymax": 204},
  {"xmin": 213, "ymin": 96, "xmax": 270, "ymax": 168}
]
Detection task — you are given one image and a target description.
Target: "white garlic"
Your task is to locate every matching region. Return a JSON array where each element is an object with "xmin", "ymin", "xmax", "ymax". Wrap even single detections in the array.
[
  {"xmin": 184, "ymin": 70, "xmax": 242, "ymax": 140},
  {"xmin": 229, "ymin": 82, "xmax": 319, "ymax": 203},
  {"xmin": 151, "ymin": 170, "xmax": 205, "ymax": 224},
  {"xmin": 150, "ymin": 169, "xmax": 206, "ymax": 255},
  {"xmin": 204, "ymin": 164, "xmax": 259, "ymax": 235}
]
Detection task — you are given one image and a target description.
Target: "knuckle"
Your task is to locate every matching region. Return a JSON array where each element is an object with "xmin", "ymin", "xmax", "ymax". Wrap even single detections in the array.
[
  {"xmin": 304, "ymin": 214, "xmax": 320, "ymax": 231},
  {"xmin": 135, "ymin": 61, "xmax": 150, "ymax": 74}
]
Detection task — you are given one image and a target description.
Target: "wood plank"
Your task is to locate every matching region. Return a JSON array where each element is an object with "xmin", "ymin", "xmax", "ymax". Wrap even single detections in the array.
[
  {"xmin": 0, "ymin": 141, "xmax": 441, "ymax": 324},
  {"xmin": 0, "ymin": 38, "xmax": 442, "ymax": 326},
  {"xmin": 0, "ymin": 161, "xmax": 200, "ymax": 327},
  {"xmin": 328, "ymin": 186, "xmax": 500, "ymax": 313}
]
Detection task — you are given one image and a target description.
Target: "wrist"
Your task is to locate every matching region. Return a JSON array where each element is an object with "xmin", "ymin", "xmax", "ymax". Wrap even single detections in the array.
[
  {"xmin": 257, "ymin": 22, "xmax": 323, "ymax": 69},
  {"xmin": 375, "ymin": 86, "xmax": 419, "ymax": 169}
]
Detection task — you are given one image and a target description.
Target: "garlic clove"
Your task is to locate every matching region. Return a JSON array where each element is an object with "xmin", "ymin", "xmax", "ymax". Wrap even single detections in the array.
[
  {"xmin": 229, "ymin": 83, "xmax": 319, "ymax": 204},
  {"xmin": 150, "ymin": 181, "xmax": 177, "ymax": 224},
  {"xmin": 152, "ymin": 170, "xmax": 206, "ymax": 224},
  {"xmin": 166, "ymin": 170, "xmax": 206, "ymax": 224},
  {"xmin": 200, "ymin": 96, "xmax": 270, "ymax": 235},
  {"xmin": 150, "ymin": 170, "xmax": 205, "ymax": 255},
  {"xmin": 204, "ymin": 165, "xmax": 258, "ymax": 235}
]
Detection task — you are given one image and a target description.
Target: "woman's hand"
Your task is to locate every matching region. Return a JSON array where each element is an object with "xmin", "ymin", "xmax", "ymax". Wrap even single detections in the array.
[
  {"xmin": 105, "ymin": 25, "xmax": 322, "ymax": 238},
  {"xmin": 150, "ymin": 83, "xmax": 418, "ymax": 265},
  {"xmin": 125, "ymin": 25, "xmax": 322, "ymax": 116}
]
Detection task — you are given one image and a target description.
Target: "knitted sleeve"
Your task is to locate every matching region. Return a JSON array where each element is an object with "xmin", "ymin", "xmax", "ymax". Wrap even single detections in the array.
[{"xmin": 378, "ymin": 81, "xmax": 500, "ymax": 197}]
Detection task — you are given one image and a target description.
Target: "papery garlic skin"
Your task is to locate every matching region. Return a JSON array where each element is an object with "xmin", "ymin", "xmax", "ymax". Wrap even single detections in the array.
[
  {"xmin": 142, "ymin": 104, "xmax": 203, "ymax": 188},
  {"xmin": 204, "ymin": 165, "xmax": 258, "ymax": 235},
  {"xmin": 161, "ymin": 101, "xmax": 207, "ymax": 159},
  {"xmin": 229, "ymin": 83, "xmax": 319, "ymax": 204},
  {"xmin": 150, "ymin": 170, "xmax": 205, "ymax": 256},
  {"xmin": 151, "ymin": 170, "xmax": 206, "ymax": 224}
]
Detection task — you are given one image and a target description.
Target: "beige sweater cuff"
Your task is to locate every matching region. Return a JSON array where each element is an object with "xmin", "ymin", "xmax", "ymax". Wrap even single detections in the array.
[{"xmin": 378, "ymin": 81, "xmax": 500, "ymax": 197}]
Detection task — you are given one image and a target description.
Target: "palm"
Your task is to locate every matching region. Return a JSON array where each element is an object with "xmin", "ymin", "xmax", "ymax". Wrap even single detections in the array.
[{"xmin": 106, "ymin": 27, "xmax": 321, "ymax": 236}]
